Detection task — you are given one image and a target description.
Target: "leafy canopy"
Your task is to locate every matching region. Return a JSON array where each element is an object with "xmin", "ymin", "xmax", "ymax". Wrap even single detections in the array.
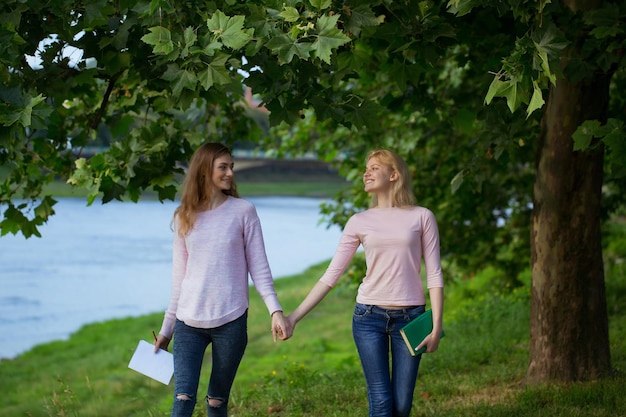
[{"xmin": 1, "ymin": 0, "xmax": 625, "ymax": 280}]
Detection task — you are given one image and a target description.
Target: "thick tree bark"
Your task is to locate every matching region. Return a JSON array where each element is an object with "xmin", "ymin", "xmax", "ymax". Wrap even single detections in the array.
[{"xmin": 527, "ymin": 68, "xmax": 612, "ymax": 383}]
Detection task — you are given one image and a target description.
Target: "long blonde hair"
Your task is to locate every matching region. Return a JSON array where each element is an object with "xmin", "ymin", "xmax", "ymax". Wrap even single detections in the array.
[
  {"xmin": 174, "ymin": 142, "xmax": 239, "ymax": 236},
  {"xmin": 367, "ymin": 149, "xmax": 415, "ymax": 208}
]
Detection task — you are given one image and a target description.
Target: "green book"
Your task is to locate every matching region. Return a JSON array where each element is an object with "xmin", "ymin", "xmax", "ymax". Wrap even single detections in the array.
[{"xmin": 399, "ymin": 309, "xmax": 444, "ymax": 356}]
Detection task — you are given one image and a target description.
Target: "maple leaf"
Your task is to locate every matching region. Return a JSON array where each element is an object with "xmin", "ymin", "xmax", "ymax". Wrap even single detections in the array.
[
  {"xmin": 162, "ymin": 64, "xmax": 197, "ymax": 95},
  {"xmin": 311, "ymin": 14, "xmax": 350, "ymax": 64},
  {"xmin": 207, "ymin": 10, "xmax": 252, "ymax": 50}
]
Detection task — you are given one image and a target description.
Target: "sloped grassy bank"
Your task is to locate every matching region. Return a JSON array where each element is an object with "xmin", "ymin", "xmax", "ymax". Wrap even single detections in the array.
[{"xmin": 1, "ymin": 255, "xmax": 625, "ymax": 417}]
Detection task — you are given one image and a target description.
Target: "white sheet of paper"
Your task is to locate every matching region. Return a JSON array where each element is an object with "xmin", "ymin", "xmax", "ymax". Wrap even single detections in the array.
[{"xmin": 128, "ymin": 340, "xmax": 174, "ymax": 385}]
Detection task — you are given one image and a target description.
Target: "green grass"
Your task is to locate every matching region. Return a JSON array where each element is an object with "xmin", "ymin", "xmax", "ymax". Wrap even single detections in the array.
[{"xmin": 1, "ymin": 257, "xmax": 625, "ymax": 417}]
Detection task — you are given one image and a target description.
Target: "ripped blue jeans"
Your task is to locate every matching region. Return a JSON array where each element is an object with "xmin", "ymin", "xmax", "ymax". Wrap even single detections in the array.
[
  {"xmin": 170, "ymin": 311, "xmax": 247, "ymax": 417},
  {"xmin": 352, "ymin": 303, "xmax": 425, "ymax": 417}
]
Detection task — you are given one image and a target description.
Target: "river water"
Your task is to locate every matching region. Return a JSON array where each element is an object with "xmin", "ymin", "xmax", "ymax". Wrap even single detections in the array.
[{"xmin": 0, "ymin": 197, "xmax": 343, "ymax": 359}]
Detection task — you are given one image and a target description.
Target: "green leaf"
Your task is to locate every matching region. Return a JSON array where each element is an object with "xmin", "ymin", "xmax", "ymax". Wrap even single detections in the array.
[
  {"xmin": 67, "ymin": 158, "xmax": 92, "ymax": 187},
  {"xmin": 85, "ymin": 0, "xmax": 113, "ymax": 27},
  {"xmin": 19, "ymin": 94, "xmax": 46, "ymax": 127},
  {"xmin": 162, "ymin": 65, "xmax": 198, "ymax": 95},
  {"xmin": 312, "ymin": 15, "xmax": 351, "ymax": 64},
  {"xmin": 100, "ymin": 176, "xmax": 126, "ymax": 203},
  {"xmin": 310, "ymin": 0, "xmax": 332, "ymax": 10},
  {"xmin": 533, "ymin": 24, "xmax": 569, "ymax": 57},
  {"xmin": 222, "ymin": 20, "xmax": 253, "ymax": 50},
  {"xmin": 388, "ymin": 60, "xmax": 424, "ymax": 90},
  {"xmin": 197, "ymin": 52, "xmax": 231, "ymax": 89},
  {"xmin": 344, "ymin": 100, "xmax": 383, "ymax": 131},
  {"xmin": 344, "ymin": 4, "xmax": 383, "ymax": 37},
  {"xmin": 111, "ymin": 115, "xmax": 135, "ymax": 138},
  {"xmin": 141, "ymin": 26, "xmax": 174, "ymax": 55},
  {"xmin": 532, "ymin": 24, "xmax": 568, "ymax": 85},
  {"xmin": 485, "ymin": 77, "xmax": 506, "ymax": 105},
  {"xmin": 603, "ymin": 129, "xmax": 626, "ymax": 156},
  {"xmin": 266, "ymin": 35, "xmax": 313, "ymax": 64},
  {"xmin": 1, "ymin": 93, "xmax": 48, "ymax": 128},
  {"xmin": 90, "ymin": 153, "xmax": 108, "ymax": 171},
  {"xmin": 30, "ymin": 101, "xmax": 53, "ymax": 130},
  {"xmin": 590, "ymin": 25, "xmax": 623, "ymax": 39},
  {"xmin": 535, "ymin": 47, "xmax": 553, "ymax": 83},
  {"xmin": 155, "ymin": 184, "xmax": 178, "ymax": 201},
  {"xmin": 33, "ymin": 196, "xmax": 56, "ymax": 219},
  {"xmin": 202, "ymin": 39, "xmax": 224, "ymax": 56},
  {"xmin": 572, "ymin": 120, "xmax": 602, "ymax": 151},
  {"xmin": 207, "ymin": 10, "xmax": 252, "ymax": 50},
  {"xmin": 573, "ymin": 118, "xmax": 625, "ymax": 157},
  {"xmin": 446, "ymin": 0, "xmax": 475, "ymax": 17},
  {"xmin": 526, "ymin": 81, "xmax": 545, "ymax": 118},
  {"xmin": 279, "ymin": 7, "xmax": 300, "ymax": 22},
  {"xmin": 86, "ymin": 190, "xmax": 100, "ymax": 206},
  {"xmin": 485, "ymin": 77, "xmax": 520, "ymax": 113},
  {"xmin": 181, "ymin": 26, "xmax": 197, "ymax": 58},
  {"xmin": 584, "ymin": 4, "xmax": 623, "ymax": 40},
  {"xmin": 1, "ymin": 205, "xmax": 24, "ymax": 236},
  {"xmin": 450, "ymin": 170, "xmax": 465, "ymax": 194}
]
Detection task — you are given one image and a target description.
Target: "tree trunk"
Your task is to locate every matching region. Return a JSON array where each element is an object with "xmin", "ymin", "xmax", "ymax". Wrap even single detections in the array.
[{"xmin": 527, "ymin": 66, "xmax": 612, "ymax": 383}]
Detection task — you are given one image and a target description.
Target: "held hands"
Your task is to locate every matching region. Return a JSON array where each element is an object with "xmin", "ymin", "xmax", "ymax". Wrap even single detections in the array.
[
  {"xmin": 271, "ymin": 310, "xmax": 293, "ymax": 341},
  {"xmin": 285, "ymin": 314, "xmax": 297, "ymax": 334},
  {"xmin": 274, "ymin": 281, "xmax": 328, "ymax": 342}
]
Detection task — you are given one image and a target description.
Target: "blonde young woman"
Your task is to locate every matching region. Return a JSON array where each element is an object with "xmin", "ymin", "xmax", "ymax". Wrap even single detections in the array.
[
  {"xmin": 286, "ymin": 149, "xmax": 444, "ymax": 417},
  {"xmin": 154, "ymin": 142, "xmax": 291, "ymax": 417}
]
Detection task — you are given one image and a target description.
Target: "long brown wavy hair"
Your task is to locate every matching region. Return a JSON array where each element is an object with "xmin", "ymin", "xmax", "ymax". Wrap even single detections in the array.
[
  {"xmin": 367, "ymin": 149, "xmax": 416, "ymax": 208},
  {"xmin": 174, "ymin": 142, "xmax": 239, "ymax": 236}
]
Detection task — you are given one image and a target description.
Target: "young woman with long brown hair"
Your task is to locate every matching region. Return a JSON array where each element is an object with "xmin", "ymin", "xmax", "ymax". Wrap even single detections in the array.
[{"xmin": 154, "ymin": 142, "xmax": 291, "ymax": 417}]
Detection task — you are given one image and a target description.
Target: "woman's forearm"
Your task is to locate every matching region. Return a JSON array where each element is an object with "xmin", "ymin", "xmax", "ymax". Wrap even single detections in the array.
[
  {"xmin": 428, "ymin": 286, "xmax": 444, "ymax": 334},
  {"xmin": 289, "ymin": 281, "xmax": 333, "ymax": 324}
]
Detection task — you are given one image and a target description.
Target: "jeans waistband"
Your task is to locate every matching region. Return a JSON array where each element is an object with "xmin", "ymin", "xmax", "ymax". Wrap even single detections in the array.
[{"xmin": 356, "ymin": 303, "xmax": 425, "ymax": 317}]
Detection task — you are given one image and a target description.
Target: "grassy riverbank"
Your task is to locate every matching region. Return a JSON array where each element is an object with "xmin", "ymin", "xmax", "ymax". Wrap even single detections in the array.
[
  {"xmin": 42, "ymin": 178, "xmax": 351, "ymax": 200},
  {"xmin": 40, "ymin": 160, "xmax": 351, "ymax": 200},
  {"xmin": 1, "ymin": 255, "xmax": 625, "ymax": 417}
]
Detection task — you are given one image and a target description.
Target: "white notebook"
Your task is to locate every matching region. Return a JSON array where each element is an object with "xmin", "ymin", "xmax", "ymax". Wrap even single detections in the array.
[{"xmin": 128, "ymin": 340, "xmax": 174, "ymax": 385}]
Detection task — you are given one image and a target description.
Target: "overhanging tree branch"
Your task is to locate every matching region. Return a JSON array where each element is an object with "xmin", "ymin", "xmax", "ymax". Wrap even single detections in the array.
[{"xmin": 90, "ymin": 71, "xmax": 123, "ymax": 130}]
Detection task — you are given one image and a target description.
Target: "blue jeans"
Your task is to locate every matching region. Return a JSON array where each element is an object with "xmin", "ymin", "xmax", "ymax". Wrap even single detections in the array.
[
  {"xmin": 171, "ymin": 312, "xmax": 248, "ymax": 417},
  {"xmin": 352, "ymin": 304, "xmax": 426, "ymax": 417}
]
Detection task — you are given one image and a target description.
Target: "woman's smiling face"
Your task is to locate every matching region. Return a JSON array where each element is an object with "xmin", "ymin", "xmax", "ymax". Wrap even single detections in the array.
[
  {"xmin": 363, "ymin": 157, "xmax": 395, "ymax": 193},
  {"xmin": 211, "ymin": 154, "xmax": 234, "ymax": 191}
]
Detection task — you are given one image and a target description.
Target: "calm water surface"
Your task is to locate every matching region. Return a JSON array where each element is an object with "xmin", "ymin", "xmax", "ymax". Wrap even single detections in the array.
[{"xmin": 0, "ymin": 197, "xmax": 342, "ymax": 359}]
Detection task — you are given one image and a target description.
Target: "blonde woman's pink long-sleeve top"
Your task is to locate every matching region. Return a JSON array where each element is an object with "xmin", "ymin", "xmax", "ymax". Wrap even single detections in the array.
[
  {"xmin": 159, "ymin": 196, "xmax": 282, "ymax": 338},
  {"xmin": 319, "ymin": 206, "xmax": 444, "ymax": 306}
]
